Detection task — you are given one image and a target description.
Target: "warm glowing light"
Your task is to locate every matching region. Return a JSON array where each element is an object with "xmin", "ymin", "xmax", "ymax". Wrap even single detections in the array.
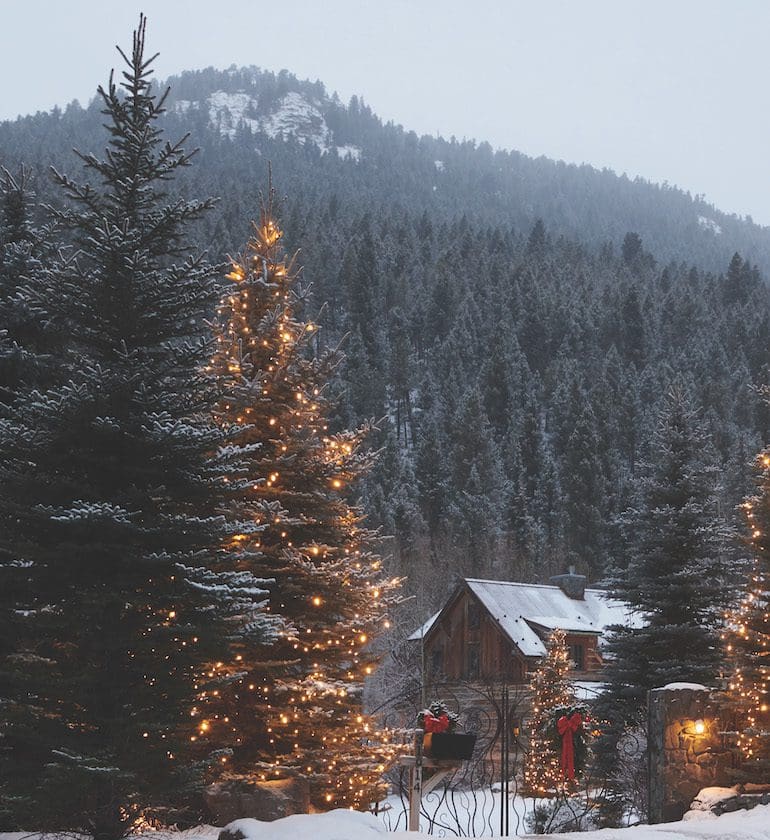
[{"xmin": 206, "ymin": 206, "xmax": 400, "ymax": 812}]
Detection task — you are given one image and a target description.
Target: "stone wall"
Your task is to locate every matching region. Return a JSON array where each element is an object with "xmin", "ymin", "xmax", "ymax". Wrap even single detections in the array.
[
  {"xmin": 204, "ymin": 777, "xmax": 311, "ymax": 825},
  {"xmin": 647, "ymin": 685, "xmax": 735, "ymax": 823}
]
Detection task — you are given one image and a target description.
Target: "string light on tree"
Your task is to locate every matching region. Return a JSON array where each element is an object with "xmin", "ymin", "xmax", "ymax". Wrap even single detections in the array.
[
  {"xmin": 523, "ymin": 628, "xmax": 578, "ymax": 795},
  {"xmin": 723, "ymin": 454, "xmax": 770, "ymax": 780},
  {"xmin": 201, "ymin": 178, "xmax": 401, "ymax": 810}
]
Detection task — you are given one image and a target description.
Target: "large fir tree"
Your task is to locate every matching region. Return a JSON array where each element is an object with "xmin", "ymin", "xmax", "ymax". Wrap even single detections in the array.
[
  {"xmin": 604, "ymin": 387, "xmax": 728, "ymax": 705},
  {"xmin": 203, "ymin": 186, "xmax": 400, "ymax": 810},
  {"xmin": 594, "ymin": 387, "xmax": 730, "ymax": 812},
  {"xmin": 0, "ymin": 19, "xmax": 277, "ymax": 838}
]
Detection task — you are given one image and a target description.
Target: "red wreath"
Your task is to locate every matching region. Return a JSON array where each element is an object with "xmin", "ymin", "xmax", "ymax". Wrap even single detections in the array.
[{"xmin": 556, "ymin": 712, "xmax": 583, "ymax": 780}]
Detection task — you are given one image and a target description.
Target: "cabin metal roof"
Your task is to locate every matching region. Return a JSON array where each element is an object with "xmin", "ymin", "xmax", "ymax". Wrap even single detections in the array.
[
  {"xmin": 464, "ymin": 578, "xmax": 636, "ymax": 657},
  {"xmin": 407, "ymin": 610, "xmax": 441, "ymax": 641}
]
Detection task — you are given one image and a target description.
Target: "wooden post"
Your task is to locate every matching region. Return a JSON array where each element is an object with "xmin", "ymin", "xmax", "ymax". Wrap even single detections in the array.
[
  {"xmin": 397, "ymin": 732, "xmax": 461, "ymax": 833},
  {"xmin": 409, "ymin": 729, "xmax": 424, "ymax": 832}
]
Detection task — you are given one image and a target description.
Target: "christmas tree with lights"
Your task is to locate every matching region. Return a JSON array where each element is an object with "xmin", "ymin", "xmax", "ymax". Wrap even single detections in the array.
[
  {"xmin": 523, "ymin": 628, "xmax": 577, "ymax": 794},
  {"xmin": 724, "ymin": 450, "xmax": 770, "ymax": 782},
  {"xmin": 202, "ymin": 184, "xmax": 400, "ymax": 810}
]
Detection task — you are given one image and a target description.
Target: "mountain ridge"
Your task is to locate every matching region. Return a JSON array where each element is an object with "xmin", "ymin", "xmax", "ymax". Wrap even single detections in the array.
[{"xmin": 2, "ymin": 63, "xmax": 769, "ymax": 276}]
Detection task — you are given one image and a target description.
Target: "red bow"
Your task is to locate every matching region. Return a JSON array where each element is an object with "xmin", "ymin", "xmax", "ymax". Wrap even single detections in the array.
[
  {"xmin": 423, "ymin": 712, "xmax": 450, "ymax": 733},
  {"xmin": 556, "ymin": 712, "xmax": 583, "ymax": 780}
]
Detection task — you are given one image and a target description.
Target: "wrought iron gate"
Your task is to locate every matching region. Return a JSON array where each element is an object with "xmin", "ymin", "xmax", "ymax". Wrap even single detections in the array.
[{"xmin": 374, "ymin": 679, "xmax": 531, "ymax": 836}]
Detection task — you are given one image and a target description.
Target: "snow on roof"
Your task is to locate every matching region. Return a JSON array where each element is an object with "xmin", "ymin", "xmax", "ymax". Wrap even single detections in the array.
[
  {"xmin": 574, "ymin": 680, "xmax": 607, "ymax": 700},
  {"xmin": 524, "ymin": 615, "xmax": 602, "ymax": 634},
  {"xmin": 660, "ymin": 682, "xmax": 710, "ymax": 691},
  {"xmin": 464, "ymin": 578, "xmax": 637, "ymax": 657},
  {"xmin": 407, "ymin": 611, "xmax": 440, "ymax": 641}
]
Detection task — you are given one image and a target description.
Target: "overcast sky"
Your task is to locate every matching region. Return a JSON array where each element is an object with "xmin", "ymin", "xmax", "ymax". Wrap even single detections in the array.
[{"xmin": 2, "ymin": 1, "xmax": 769, "ymax": 224}]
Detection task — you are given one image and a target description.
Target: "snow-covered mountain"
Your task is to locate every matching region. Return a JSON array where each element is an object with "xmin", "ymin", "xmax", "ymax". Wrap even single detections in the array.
[
  {"xmin": 174, "ymin": 84, "xmax": 361, "ymax": 161},
  {"xmin": 3, "ymin": 63, "xmax": 770, "ymax": 273}
]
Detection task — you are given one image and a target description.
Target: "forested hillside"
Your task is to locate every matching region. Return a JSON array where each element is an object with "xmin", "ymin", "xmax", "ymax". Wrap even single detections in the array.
[{"xmin": 2, "ymin": 65, "xmax": 768, "ymax": 608}]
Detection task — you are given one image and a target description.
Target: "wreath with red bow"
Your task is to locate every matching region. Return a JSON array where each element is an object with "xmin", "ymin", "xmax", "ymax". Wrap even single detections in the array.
[
  {"xmin": 544, "ymin": 704, "xmax": 589, "ymax": 781},
  {"xmin": 417, "ymin": 700, "xmax": 460, "ymax": 734}
]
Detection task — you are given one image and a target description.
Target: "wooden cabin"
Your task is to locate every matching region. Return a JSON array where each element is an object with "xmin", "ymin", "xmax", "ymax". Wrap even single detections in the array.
[{"xmin": 410, "ymin": 570, "xmax": 635, "ymax": 686}]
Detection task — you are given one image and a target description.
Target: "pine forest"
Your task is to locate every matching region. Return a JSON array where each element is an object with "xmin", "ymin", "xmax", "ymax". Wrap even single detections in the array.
[{"xmin": 1, "ymin": 12, "xmax": 770, "ymax": 840}]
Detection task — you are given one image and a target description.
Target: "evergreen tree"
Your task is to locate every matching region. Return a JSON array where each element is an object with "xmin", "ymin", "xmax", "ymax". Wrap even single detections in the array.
[
  {"xmin": 0, "ymin": 19, "xmax": 278, "ymax": 837},
  {"xmin": 619, "ymin": 284, "xmax": 645, "ymax": 368},
  {"xmin": 562, "ymin": 404, "xmax": 607, "ymax": 572},
  {"xmin": 387, "ymin": 306, "xmax": 413, "ymax": 442},
  {"xmin": 415, "ymin": 401, "xmax": 452, "ymax": 537},
  {"xmin": 621, "ymin": 232, "xmax": 643, "ymax": 265},
  {"xmin": 723, "ymin": 449, "xmax": 770, "ymax": 782},
  {"xmin": 343, "ymin": 218, "xmax": 382, "ymax": 364},
  {"xmin": 204, "ymin": 186, "xmax": 400, "ymax": 810},
  {"xmin": 533, "ymin": 444, "xmax": 565, "ymax": 570},
  {"xmin": 595, "ymin": 388, "xmax": 730, "ymax": 800},
  {"xmin": 523, "ymin": 629, "xmax": 576, "ymax": 794},
  {"xmin": 363, "ymin": 429, "xmax": 424, "ymax": 569},
  {"xmin": 527, "ymin": 218, "xmax": 547, "ymax": 255},
  {"xmin": 338, "ymin": 325, "xmax": 386, "ymax": 424},
  {"xmin": 0, "ymin": 167, "xmax": 59, "ymax": 402},
  {"xmin": 448, "ymin": 388, "xmax": 508, "ymax": 570},
  {"xmin": 723, "ymin": 252, "xmax": 760, "ymax": 307}
]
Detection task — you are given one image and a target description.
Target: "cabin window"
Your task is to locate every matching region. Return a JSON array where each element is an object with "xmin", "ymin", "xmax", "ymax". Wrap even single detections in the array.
[
  {"xmin": 466, "ymin": 642, "xmax": 480, "ymax": 679},
  {"xmin": 467, "ymin": 601, "xmax": 481, "ymax": 630},
  {"xmin": 430, "ymin": 648, "xmax": 444, "ymax": 675},
  {"xmin": 506, "ymin": 654, "xmax": 524, "ymax": 683},
  {"xmin": 498, "ymin": 640, "xmax": 522, "ymax": 682},
  {"xmin": 569, "ymin": 643, "xmax": 585, "ymax": 671}
]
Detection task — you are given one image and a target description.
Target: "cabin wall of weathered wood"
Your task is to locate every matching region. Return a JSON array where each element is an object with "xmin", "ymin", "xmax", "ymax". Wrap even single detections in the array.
[{"xmin": 423, "ymin": 587, "xmax": 605, "ymax": 685}]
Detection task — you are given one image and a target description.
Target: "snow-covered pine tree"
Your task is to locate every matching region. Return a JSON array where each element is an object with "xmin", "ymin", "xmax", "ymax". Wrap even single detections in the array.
[
  {"xmin": 203, "ymin": 185, "xmax": 400, "ymax": 810},
  {"xmin": 449, "ymin": 388, "xmax": 509, "ymax": 572},
  {"xmin": 523, "ymin": 628, "xmax": 576, "ymax": 795},
  {"xmin": 604, "ymin": 387, "xmax": 729, "ymax": 705},
  {"xmin": 594, "ymin": 387, "xmax": 730, "ymax": 813},
  {"xmin": 723, "ymin": 449, "xmax": 770, "ymax": 782},
  {"xmin": 563, "ymin": 404, "xmax": 607, "ymax": 572},
  {"xmin": 0, "ymin": 18, "xmax": 279, "ymax": 839},
  {"xmin": 0, "ymin": 166, "xmax": 60, "ymax": 403}
]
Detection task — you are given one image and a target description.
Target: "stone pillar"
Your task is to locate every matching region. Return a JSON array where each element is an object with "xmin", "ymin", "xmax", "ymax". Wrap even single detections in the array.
[{"xmin": 648, "ymin": 685, "xmax": 732, "ymax": 824}]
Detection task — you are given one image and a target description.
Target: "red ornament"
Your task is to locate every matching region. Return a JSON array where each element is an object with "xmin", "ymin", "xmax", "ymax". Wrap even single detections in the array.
[
  {"xmin": 556, "ymin": 712, "xmax": 583, "ymax": 780},
  {"xmin": 423, "ymin": 712, "xmax": 450, "ymax": 733}
]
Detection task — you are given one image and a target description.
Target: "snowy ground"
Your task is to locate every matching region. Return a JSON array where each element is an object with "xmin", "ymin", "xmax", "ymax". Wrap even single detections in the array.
[
  {"xmin": 377, "ymin": 790, "xmax": 568, "ymax": 836},
  {"xmin": 3, "ymin": 803, "xmax": 770, "ymax": 840}
]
